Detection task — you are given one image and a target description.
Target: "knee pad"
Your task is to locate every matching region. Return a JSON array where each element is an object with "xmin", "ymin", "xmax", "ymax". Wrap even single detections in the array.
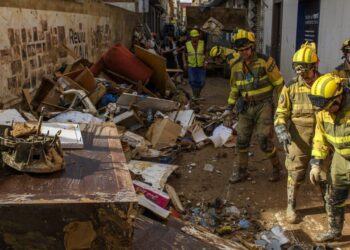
[{"xmin": 237, "ymin": 135, "xmax": 250, "ymax": 150}]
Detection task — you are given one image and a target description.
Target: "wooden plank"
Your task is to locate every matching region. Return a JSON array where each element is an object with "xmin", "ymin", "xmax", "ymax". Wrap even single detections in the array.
[
  {"xmin": 105, "ymin": 69, "xmax": 158, "ymax": 98},
  {"xmin": 181, "ymin": 224, "xmax": 249, "ymax": 250},
  {"xmin": 74, "ymin": 68, "xmax": 97, "ymax": 92},
  {"xmin": 22, "ymin": 89, "xmax": 34, "ymax": 112},
  {"xmin": 116, "ymin": 93, "xmax": 180, "ymax": 112},
  {"xmin": 0, "ymin": 123, "xmax": 136, "ymax": 203},
  {"xmin": 134, "ymin": 215, "xmax": 216, "ymax": 250},
  {"xmin": 0, "ymin": 123, "xmax": 137, "ymax": 249},
  {"xmin": 134, "ymin": 45, "xmax": 167, "ymax": 96}
]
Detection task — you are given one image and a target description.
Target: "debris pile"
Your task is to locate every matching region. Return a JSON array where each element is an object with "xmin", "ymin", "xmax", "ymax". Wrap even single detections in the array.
[{"xmin": 1, "ymin": 40, "xmax": 301, "ymax": 248}]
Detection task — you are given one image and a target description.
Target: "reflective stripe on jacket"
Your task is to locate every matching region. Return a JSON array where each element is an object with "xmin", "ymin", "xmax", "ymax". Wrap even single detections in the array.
[
  {"xmin": 228, "ymin": 53, "xmax": 284, "ymax": 105},
  {"xmin": 274, "ymin": 75, "xmax": 318, "ymax": 127},
  {"xmin": 312, "ymin": 93, "xmax": 350, "ymax": 160},
  {"xmin": 186, "ymin": 40, "xmax": 205, "ymax": 67}
]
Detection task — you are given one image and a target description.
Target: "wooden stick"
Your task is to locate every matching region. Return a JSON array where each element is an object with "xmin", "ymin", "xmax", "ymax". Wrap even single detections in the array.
[{"xmin": 104, "ymin": 69, "xmax": 158, "ymax": 98}]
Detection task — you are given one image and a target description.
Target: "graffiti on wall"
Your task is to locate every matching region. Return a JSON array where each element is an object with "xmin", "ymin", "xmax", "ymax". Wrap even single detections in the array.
[{"xmin": 0, "ymin": 8, "xmax": 112, "ymax": 103}]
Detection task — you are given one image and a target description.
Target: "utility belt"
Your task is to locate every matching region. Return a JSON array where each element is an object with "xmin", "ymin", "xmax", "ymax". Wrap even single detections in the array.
[{"xmin": 235, "ymin": 91, "xmax": 273, "ymax": 112}]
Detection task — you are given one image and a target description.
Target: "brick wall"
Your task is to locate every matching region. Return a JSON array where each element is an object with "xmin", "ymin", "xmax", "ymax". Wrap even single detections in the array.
[{"xmin": 0, "ymin": 0, "xmax": 140, "ymax": 107}]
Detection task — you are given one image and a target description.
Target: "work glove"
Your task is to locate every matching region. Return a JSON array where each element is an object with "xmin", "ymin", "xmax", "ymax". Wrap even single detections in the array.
[
  {"xmin": 274, "ymin": 125, "xmax": 291, "ymax": 153},
  {"xmin": 220, "ymin": 109, "xmax": 232, "ymax": 119},
  {"xmin": 309, "ymin": 159, "xmax": 325, "ymax": 185},
  {"xmin": 221, "ymin": 107, "xmax": 234, "ymax": 128},
  {"xmin": 223, "ymin": 114, "xmax": 234, "ymax": 128},
  {"xmin": 310, "ymin": 165, "xmax": 321, "ymax": 185}
]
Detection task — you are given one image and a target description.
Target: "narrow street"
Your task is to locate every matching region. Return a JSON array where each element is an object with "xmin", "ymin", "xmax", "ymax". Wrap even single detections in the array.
[{"xmin": 168, "ymin": 76, "xmax": 350, "ymax": 248}]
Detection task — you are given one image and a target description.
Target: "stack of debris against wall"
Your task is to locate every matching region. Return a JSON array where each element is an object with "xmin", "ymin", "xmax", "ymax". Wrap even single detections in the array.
[{"xmin": 0, "ymin": 0, "xmax": 139, "ymax": 107}]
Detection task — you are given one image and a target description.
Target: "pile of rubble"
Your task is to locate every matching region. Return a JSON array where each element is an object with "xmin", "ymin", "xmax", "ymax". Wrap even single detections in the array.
[{"xmin": 0, "ymin": 42, "xmax": 325, "ymax": 249}]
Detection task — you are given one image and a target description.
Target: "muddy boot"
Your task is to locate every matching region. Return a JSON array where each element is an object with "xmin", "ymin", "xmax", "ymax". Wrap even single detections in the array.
[
  {"xmin": 268, "ymin": 149, "xmax": 282, "ymax": 182},
  {"xmin": 229, "ymin": 151, "xmax": 248, "ymax": 184},
  {"xmin": 229, "ymin": 167, "xmax": 248, "ymax": 184},
  {"xmin": 286, "ymin": 181, "xmax": 299, "ymax": 224},
  {"xmin": 315, "ymin": 207, "xmax": 344, "ymax": 242}
]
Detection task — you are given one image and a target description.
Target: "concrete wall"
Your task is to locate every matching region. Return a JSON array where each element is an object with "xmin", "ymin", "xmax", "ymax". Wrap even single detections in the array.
[
  {"xmin": 263, "ymin": 0, "xmax": 350, "ymax": 81},
  {"xmin": 262, "ymin": 0, "xmax": 273, "ymax": 55},
  {"xmin": 262, "ymin": 0, "xmax": 298, "ymax": 81},
  {"xmin": 0, "ymin": 0, "xmax": 139, "ymax": 107},
  {"xmin": 279, "ymin": 0, "xmax": 298, "ymax": 81},
  {"xmin": 317, "ymin": 0, "xmax": 350, "ymax": 74}
]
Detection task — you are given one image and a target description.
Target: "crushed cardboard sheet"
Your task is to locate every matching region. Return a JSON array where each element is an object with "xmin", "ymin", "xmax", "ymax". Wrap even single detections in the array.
[{"xmin": 127, "ymin": 160, "xmax": 179, "ymax": 190}]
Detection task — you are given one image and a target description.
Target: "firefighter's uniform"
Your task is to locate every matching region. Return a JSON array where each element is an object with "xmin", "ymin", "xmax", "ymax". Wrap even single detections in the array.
[
  {"xmin": 274, "ymin": 42, "xmax": 324, "ymax": 223},
  {"xmin": 229, "ymin": 52, "xmax": 284, "ymax": 181},
  {"xmin": 209, "ymin": 46, "xmax": 240, "ymax": 67},
  {"xmin": 275, "ymin": 75, "xmax": 320, "ymax": 221},
  {"xmin": 309, "ymin": 73, "xmax": 350, "ymax": 242},
  {"xmin": 332, "ymin": 38, "xmax": 350, "ymax": 78}
]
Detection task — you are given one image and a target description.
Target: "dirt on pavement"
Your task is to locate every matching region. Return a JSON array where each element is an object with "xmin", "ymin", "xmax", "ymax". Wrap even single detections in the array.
[{"xmin": 167, "ymin": 75, "xmax": 350, "ymax": 249}]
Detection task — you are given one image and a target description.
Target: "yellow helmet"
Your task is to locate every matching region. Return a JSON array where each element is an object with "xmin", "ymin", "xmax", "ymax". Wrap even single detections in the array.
[
  {"xmin": 190, "ymin": 29, "xmax": 200, "ymax": 38},
  {"xmin": 341, "ymin": 39, "xmax": 350, "ymax": 52},
  {"xmin": 209, "ymin": 46, "xmax": 222, "ymax": 57},
  {"xmin": 292, "ymin": 42, "xmax": 318, "ymax": 64},
  {"xmin": 309, "ymin": 73, "xmax": 344, "ymax": 109},
  {"xmin": 232, "ymin": 29, "xmax": 255, "ymax": 50}
]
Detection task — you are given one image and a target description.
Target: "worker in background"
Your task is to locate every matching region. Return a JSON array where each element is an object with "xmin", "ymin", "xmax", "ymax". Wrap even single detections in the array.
[
  {"xmin": 161, "ymin": 32, "xmax": 178, "ymax": 70},
  {"xmin": 183, "ymin": 29, "xmax": 207, "ymax": 99},
  {"xmin": 332, "ymin": 38, "xmax": 350, "ymax": 78},
  {"xmin": 222, "ymin": 29, "xmax": 284, "ymax": 183},
  {"xmin": 209, "ymin": 45, "xmax": 240, "ymax": 67},
  {"xmin": 274, "ymin": 42, "xmax": 322, "ymax": 223},
  {"xmin": 308, "ymin": 73, "xmax": 350, "ymax": 242}
]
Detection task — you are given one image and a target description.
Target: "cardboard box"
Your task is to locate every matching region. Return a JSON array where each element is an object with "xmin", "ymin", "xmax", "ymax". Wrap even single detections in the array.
[
  {"xmin": 133, "ymin": 180, "xmax": 170, "ymax": 208},
  {"xmin": 146, "ymin": 118, "xmax": 182, "ymax": 149}
]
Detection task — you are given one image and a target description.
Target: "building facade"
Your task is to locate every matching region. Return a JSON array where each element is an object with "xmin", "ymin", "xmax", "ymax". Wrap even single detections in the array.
[{"xmin": 263, "ymin": 0, "xmax": 350, "ymax": 80}]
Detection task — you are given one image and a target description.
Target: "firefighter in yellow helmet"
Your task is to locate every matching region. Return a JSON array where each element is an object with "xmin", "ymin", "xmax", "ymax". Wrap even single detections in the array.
[
  {"xmin": 182, "ymin": 29, "xmax": 207, "ymax": 99},
  {"xmin": 274, "ymin": 42, "xmax": 322, "ymax": 223},
  {"xmin": 209, "ymin": 45, "xmax": 240, "ymax": 67},
  {"xmin": 224, "ymin": 29, "xmax": 284, "ymax": 183},
  {"xmin": 308, "ymin": 73, "xmax": 350, "ymax": 242},
  {"xmin": 332, "ymin": 39, "xmax": 350, "ymax": 78}
]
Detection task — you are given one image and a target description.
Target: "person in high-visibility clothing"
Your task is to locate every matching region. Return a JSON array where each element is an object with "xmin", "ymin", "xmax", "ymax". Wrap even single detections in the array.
[
  {"xmin": 182, "ymin": 29, "xmax": 207, "ymax": 98},
  {"xmin": 223, "ymin": 29, "xmax": 284, "ymax": 183},
  {"xmin": 308, "ymin": 73, "xmax": 350, "ymax": 242},
  {"xmin": 274, "ymin": 42, "xmax": 322, "ymax": 223},
  {"xmin": 332, "ymin": 39, "xmax": 350, "ymax": 78},
  {"xmin": 209, "ymin": 45, "xmax": 240, "ymax": 67}
]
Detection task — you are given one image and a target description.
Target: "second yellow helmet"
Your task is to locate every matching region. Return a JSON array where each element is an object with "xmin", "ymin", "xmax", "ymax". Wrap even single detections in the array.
[
  {"xmin": 292, "ymin": 41, "xmax": 318, "ymax": 64},
  {"xmin": 209, "ymin": 46, "xmax": 222, "ymax": 57},
  {"xmin": 309, "ymin": 73, "xmax": 344, "ymax": 109},
  {"xmin": 232, "ymin": 29, "xmax": 255, "ymax": 50}
]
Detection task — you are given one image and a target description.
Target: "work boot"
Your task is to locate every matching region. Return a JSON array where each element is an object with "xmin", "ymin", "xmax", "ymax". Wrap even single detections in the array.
[
  {"xmin": 315, "ymin": 208, "xmax": 344, "ymax": 242},
  {"xmin": 229, "ymin": 151, "xmax": 248, "ymax": 184},
  {"xmin": 286, "ymin": 206, "xmax": 297, "ymax": 224},
  {"xmin": 269, "ymin": 165, "xmax": 281, "ymax": 182},
  {"xmin": 286, "ymin": 180, "xmax": 299, "ymax": 224},
  {"xmin": 229, "ymin": 167, "xmax": 248, "ymax": 184},
  {"xmin": 315, "ymin": 231, "xmax": 342, "ymax": 242},
  {"xmin": 268, "ymin": 148, "xmax": 282, "ymax": 182}
]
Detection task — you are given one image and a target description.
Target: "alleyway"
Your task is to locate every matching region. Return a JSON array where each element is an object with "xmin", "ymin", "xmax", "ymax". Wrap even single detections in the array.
[{"xmin": 168, "ymin": 76, "xmax": 350, "ymax": 248}]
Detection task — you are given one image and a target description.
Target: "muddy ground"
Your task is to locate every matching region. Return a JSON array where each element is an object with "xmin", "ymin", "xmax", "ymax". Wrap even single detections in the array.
[{"xmin": 167, "ymin": 75, "xmax": 350, "ymax": 248}]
